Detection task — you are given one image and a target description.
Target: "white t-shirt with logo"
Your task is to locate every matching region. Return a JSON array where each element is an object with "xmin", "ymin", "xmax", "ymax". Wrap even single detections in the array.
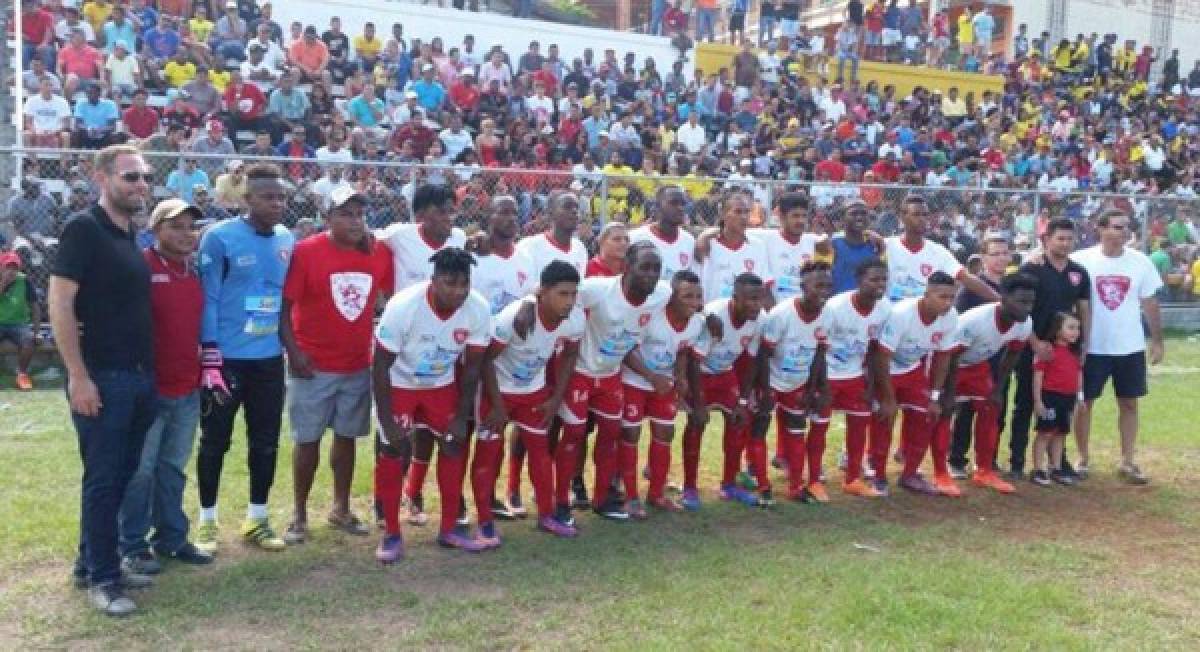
[
  {"xmin": 23, "ymin": 94, "xmax": 72, "ymax": 133},
  {"xmin": 490, "ymin": 296, "xmax": 586, "ymax": 394},
  {"xmin": 883, "ymin": 236, "xmax": 964, "ymax": 301},
  {"xmin": 952, "ymin": 303, "xmax": 1031, "ymax": 367},
  {"xmin": 749, "ymin": 228, "xmax": 821, "ymax": 300},
  {"xmin": 574, "ymin": 276, "xmax": 672, "ymax": 378},
  {"xmin": 700, "ymin": 235, "xmax": 773, "ymax": 303},
  {"xmin": 628, "ymin": 224, "xmax": 696, "ymax": 281},
  {"xmin": 621, "ymin": 310, "xmax": 704, "ymax": 391},
  {"xmin": 1070, "ymin": 245, "xmax": 1163, "ymax": 355},
  {"xmin": 761, "ymin": 299, "xmax": 831, "ymax": 392},
  {"xmin": 878, "ymin": 297, "xmax": 959, "ymax": 375},
  {"xmin": 516, "ymin": 231, "xmax": 589, "ymax": 278},
  {"xmin": 824, "ymin": 290, "xmax": 892, "ymax": 380},
  {"xmin": 472, "ymin": 248, "xmax": 535, "ymax": 315},
  {"xmin": 375, "ymin": 281, "xmax": 492, "ymax": 389},
  {"xmin": 695, "ymin": 298, "xmax": 762, "ymax": 375},
  {"xmin": 378, "ymin": 223, "xmax": 467, "ymax": 291}
]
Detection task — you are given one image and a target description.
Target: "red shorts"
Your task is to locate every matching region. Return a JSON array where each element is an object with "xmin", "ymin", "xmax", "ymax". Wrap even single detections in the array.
[
  {"xmin": 558, "ymin": 372, "xmax": 623, "ymax": 425},
  {"xmin": 477, "ymin": 386, "xmax": 552, "ymax": 439},
  {"xmin": 389, "ymin": 383, "xmax": 459, "ymax": 435},
  {"xmin": 700, "ymin": 371, "xmax": 740, "ymax": 413},
  {"xmin": 891, "ymin": 366, "xmax": 931, "ymax": 412},
  {"xmin": 829, "ymin": 376, "xmax": 871, "ymax": 416},
  {"xmin": 953, "ymin": 362, "xmax": 994, "ymax": 402},
  {"xmin": 621, "ymin": 383, "xmax": 678, "ymax": 427}
]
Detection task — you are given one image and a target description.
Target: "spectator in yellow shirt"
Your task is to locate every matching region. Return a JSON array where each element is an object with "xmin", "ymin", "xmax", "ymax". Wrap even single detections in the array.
[
  {"xmin": 83, "ymin": 0, "xmax": 114, "ymax": 36},
  {"xmin": 353, "ymin": 22, "xmax": 383, "ymax": 71},
  {"xmin": 207, "ymin": 67, "xmax": 231, "ymax": 92},
  {"xmin": 163, "ymin": 50, "xmax": 197, "ymax": 88},
  {"xmin": 188, "ymin": 6, "xmax": 215, "ymax": 43}
]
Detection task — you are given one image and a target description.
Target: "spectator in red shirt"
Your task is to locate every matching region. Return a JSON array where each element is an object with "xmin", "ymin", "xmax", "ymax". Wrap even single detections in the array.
[
  {"xmin": 389, "ymin": 108, "xmax": 436, "ymax": 158},
  {"xmin": 162, "ymin": 89, "xmax": 203, "ymax": 131},
  {"xmin": 814, "ymin": 149, "xmax": 848, "ymax": 182},
  {"xmin": 664, "ymin": 1, "xmax": 689, "ymax": 33},
  {"xmin": 223, "ymin": 69, "xmax": 269, "ymax": 135},
  {"xmin": 122, "ymin": 89, "xmax": 161, "ymax": 140},
  {"xmin": 981, "ymin": 145, "xmax": 1006, "ymax": 170},
  {"xmin": 58, "ymin": 29, "xmax": 104, "ymax": 97},
  {"xmin": 280, "ymin": 186, "xmax": 393, "ymax": 543},
  {"xmin": 21, "ymin": 0, "xmax": 58, "ymax": 71},
  {"xmin": 870, "ymin": 151, "xmax": 901, "ymax": 181},
  {"xmin": 531, "ymin": 61, "xmax": 559, "ymax": 94},
  {"xmin": 448, "ymin": 71, "xmax": 481, "ymax": 123}
]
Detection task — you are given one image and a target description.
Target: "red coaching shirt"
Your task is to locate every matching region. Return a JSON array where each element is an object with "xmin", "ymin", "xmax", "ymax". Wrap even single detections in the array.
[
  {"xmin": 283, "ymin": 233, "xmax": 394, "ymax": 373},
  {"xmin": 145, "ymin": 249, "xmax": 204, "ymax": 398}
]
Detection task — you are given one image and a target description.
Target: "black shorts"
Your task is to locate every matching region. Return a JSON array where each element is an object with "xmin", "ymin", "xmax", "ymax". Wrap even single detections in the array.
[
  {"xmin": 730, "ymin": 11, "xmax": 746, "ymax": 31},
  {"xmin": 1035, "ymin": 391, "xmax": 1076, "ymax": 434},
  {"xmin": 1083, "ymin": 352, "xmax": 1147, "ymax": 400}
]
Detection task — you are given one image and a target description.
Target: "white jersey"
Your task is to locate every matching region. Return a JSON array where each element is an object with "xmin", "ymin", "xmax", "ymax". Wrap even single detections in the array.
[
  {"xmin": 375, "ymin": 282, "xmax": 492, "ymax": 389},
  {"xmin": 472, "ymin": 248, "xmax": 535, "ymax": 314},
  {"xmin": 824, "ymin": 291, "xmax": 892, "ymax": 380},
  {"xmin": 695, "ymin": 298, "xmax": 762, "ymax": 375},
  {"xmin": 575, "ymin": 276, "xmax": 673, "ymax": 378},
  {"xmin": 378, "ymin": 223, "xmax": 467, "ymax": 291},
  {"xmin": 761, "ymin": 299, "xmax": 831, "ymax": 392},
  {"xmin": 878, "ymin": 297, "xmax": 959, "ymax": 375},
  {"xmin": 749, "ymin": 228, "xmax": 821, "ymax": 300},
  {"xmin": 515, "ymin": 231, "xmax": 589, "ymax": 278},
  {"xmin": 490, "ymin": 297, "xmax": 586, "ymax": 394},
  {"xmin": 628, "ymin": 224, "xmax": 696, "ymax": 281},
  {"xmin": 621, "ymin": 311, "xmax": 705, "ymax": 391},
  {"xmin": 1070, "ymin": 245, "xmax": 1163, "ymax": 356},
  {"xmin": 883, "ymin": 236, "xmax": 964, "ymax": 301},
  {"xmin": 952, "ymin": 303, "xmax": 1031, "ymax": 367},
  {"xmin": 699, "ymin": 234, "xmax": 773, "ymax": 303}
]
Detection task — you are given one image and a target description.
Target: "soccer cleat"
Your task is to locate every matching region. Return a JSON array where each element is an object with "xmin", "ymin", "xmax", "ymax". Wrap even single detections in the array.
[
  {"xmin": 89, "ymin": 583, "xmax": 137, "ymax": 617},
  {"xmin": 871, "ymin": 477, "xmax": 890, "ymax": 496},
  {"xmin": 122, "ymin": 550, "xmax": 161, "ymax": 576},
  {"xmin": 404, "ymin": 495, "xmax": 428, "ymax": 526},
  {"xmin": 932, "ymin": 473, "xmax": 962, "ymax": 497},
  {"xmin": 490, "ymin": 499, "xmax": 515, "ymax": 521},
  {"xmin": 593, "ymin": 498, "xmax": 630, "ymax": 521},
  {"xmin": 837, "ymin": 451, "xmax": 848, "ymax": 471},
  {"xmin": 477, "ymin": 523, "xmax": 502, "ymax": 550},
  {"xmin": 375, "ymin": 534, "xmax": 405, "ymax": 564},
  {"xmin": 1050, "ymin": 469, "xmax": 1078, "ymax": 486},
  {"xmin": 437, "ymin": 531, "xmax": 488, "ymax": 552},
  {"xmin": 948, "ymin": 463, "xmax": 969, "ymax": 480},
  {"xmin": 194, "ymin": 520, "xmax": 219, "ymax": 555},
  {"xmin": 719, "ymin": 484, "xmax": 761, "ymax": 507},
  {"xmin": 506, "ymin": 493, "xmax": 529, "ymax": 518},
  {"xmin": 680, "ymin": 488, "xmax": 702, "ymax": 512},
  {"xmin": 1029, "ymin": 470, "xmax": 1052, "ymax": 487},
  {"xmin": 554, "ymin": 504, "xmax": 577, "ymax": 528},
  {"xmin": 165, "ymin": 543, "xmax": 213, "ymax": 565},
  {"xmin": 842, "ymin": 478, "xmax": 883, "ymax": 498},
  {"xmin": 15, "ymin": 372, "xmax": 33, "ymax": 391},
  {"xmin": 899, "ymin": 474, "xmax": 941, "ymax": 496},
  {"xmin": 805, "ymin": 481, "xmax": 830, "ymax": 503},
  {"xmin": 736, "ymin": 470, "xmax": 759, "ymax": 491},
  {"xmin": 971, "ymin": 471, "xmax": 1016, "ymax": 494},
  {"xmin": 649, "ymin": 496, "xmax": 684, "ymax": 512},
  {"xmin": 627, "ymin": 499, "xmax": 648, "ymax": 520},
  {"xmin": 118, "ymin": 570, "xmax": 155, "ymax": 589},
  {"xmin": 571, "ymin": 479, "xmax": 591, "ymax": 509},
  {"xmin": 758, "ymin": 490, "xmax": 775, "ymax": 508},
  {"xmin": 241, "ymin": 519, "xmax": 287, "ymax": 551},
  {"xmin": 1118, "ymin": 464, "xmax": 1149, "ymax": 485},
  {"xmin": 1075, "ymin": 463, "xmax": 1090, "ymax": 480},
  {"xmin": 538, "ymin": 515, "xmax": 579, "ymax": 538}
]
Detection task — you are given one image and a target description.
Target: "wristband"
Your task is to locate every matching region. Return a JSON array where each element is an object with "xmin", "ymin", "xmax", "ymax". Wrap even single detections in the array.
[
  {"xmin": 201, "ymin": 346, "xmax": 223, "ymax": 369},
  {"xmin": 1076, "ymin": 391, "xmax": 1085, "ymax": 402}
]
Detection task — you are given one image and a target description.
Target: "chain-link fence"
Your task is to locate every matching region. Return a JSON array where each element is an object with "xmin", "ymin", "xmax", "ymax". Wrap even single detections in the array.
[{"xmin": 2, "ymin": 146, "xmax": 1198, "ymax": 308}]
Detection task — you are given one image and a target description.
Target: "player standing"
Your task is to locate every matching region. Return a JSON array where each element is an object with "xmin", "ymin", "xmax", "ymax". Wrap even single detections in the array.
[
  {"xmin": 883, "ymin": 195, "xmax": 998, "ymax": 303},
  {"xmin": 516, "ymin": 191, "xmax": 590, "ymax": 277},
  {"xmin": 628, "ymin": 185, "xmax": 697, "ymax": 282}
]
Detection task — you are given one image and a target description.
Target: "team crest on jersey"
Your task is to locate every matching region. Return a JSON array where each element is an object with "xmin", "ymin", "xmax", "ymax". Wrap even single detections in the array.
[
  {"xmin": 453, "ymin": 328, "xmax": 469, "ymax": 345},
  {"xmin": 1096, "ymin": 275, "xmax": 1131, "ymax": 310},
  {"xmin": 1068, "ymin": 271, "xmax": 1083, "ymax": 286},
  {"xmin": 931, "ymin": 332, "xmax": 944, "ymax": 345},
  {"xmin": 744, "ymin": 260, "xmax": 755, "ymax": 271},
  {"xmin": 741, "ymin": 335, "xmax": 752, "ymax": 349},
  {"xmin": 278, "ymin": 247, "xmax": 291, "ymax": 262},
  {"xmin": 517, "ymin": 271, "xmax": 528, "ymax": 286},
  {"xmin": 920, "ymin": 263, "xmax": 933, "ymax": 277},
  {"xmin": 330, "ymin": 272, "xmax": 373, "ymax": 321},
  {"xmin": 639, "ymin": 313, "xmax": 652, "ymax": 327}
]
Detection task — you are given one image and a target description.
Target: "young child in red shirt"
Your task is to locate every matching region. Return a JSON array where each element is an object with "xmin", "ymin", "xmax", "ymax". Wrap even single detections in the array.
[{"xmin": 1031, "ymin": 312, "xmax": 1083, "ymax": 487}]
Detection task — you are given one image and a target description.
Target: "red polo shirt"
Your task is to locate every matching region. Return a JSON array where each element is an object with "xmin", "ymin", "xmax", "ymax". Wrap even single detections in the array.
[
  {"xmin": 145, "ymin": 249, "xmax": 203, "ymax": 398},
  {"xmin": 123, "ymin": 105, "xmax": 161, "ymax": 139}
]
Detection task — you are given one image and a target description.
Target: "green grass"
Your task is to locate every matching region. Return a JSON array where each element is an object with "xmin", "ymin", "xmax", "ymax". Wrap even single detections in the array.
[{"xmin": 2, "ymin": 340, "xmax": 1200, "ymax": 649}]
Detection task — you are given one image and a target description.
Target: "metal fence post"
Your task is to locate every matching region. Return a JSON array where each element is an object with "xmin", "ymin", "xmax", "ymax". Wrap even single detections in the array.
[{"xmin": 599, "ymin": 175, "xmax": 609, "ymax": 224}]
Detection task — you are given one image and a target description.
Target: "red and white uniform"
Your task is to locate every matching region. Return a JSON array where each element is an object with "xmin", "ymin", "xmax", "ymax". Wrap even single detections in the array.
[
  {"xmin": 749, "ymin": 228, "xmax": 821, "ymax": 300},
  {"xmin": 824, "ymin": 291, "xmax": 891, "ymax": 415},
  {"xmin": 472, "ymin": 247, "xmax": 535, "ymax": 315},
  {"xmin": 694, "ymin": 298, "xmax": 762, "ymax": 411},
  {"xmin": 629, "ymin": 224, "xmax": 696, "ymax": 281},
  {"xmin": 558, "ymin": 276, "xmax": 672, "ymax": 424},
  {"xmin": 877, "ymin": 297, "xmax": 958, "ymax": 410},
  {"xmin": 949, "ymin": 303, "xmax": 1031, "ymax": 399},
  {"xmin": 882, "ymin": 236, "xmax": 964, "ymax": 301},
  {"xmin": 620, "ymin": 310, "xmax": 704, "ymax": 427},
  {"xmin": 516, "ymin": 231, "xmax": 588, "ymax": 278},
  {"xmin": 761, "ymin": 299, "xmax": 830, "ymax": 414},
  {"xmin": 374, "ymin": 282, "xmax": 492, "ymax": 433},
  {"xmin": 378, "ymin": 222, "xmax": 467, "ymax": 291},
  {"xmin": 699, "ymin": 234, "xmax": 773, "ymax": 303}
]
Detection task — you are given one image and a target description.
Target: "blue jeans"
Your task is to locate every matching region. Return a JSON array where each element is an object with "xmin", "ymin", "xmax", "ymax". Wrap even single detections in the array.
[
  {"xmin": 71, "ymin": 368, "xmax": 157, "ymax": 586},
  {"xmin": 119, "ymin": 391, "xmax": 200, "ymax": 557},
  {"xmin": 697, "ymin": 9, "xmax": 718, "ymax": 42},
  {"xmin": 650, "ymin": 0, "xmax": 667, "ymax": 35},
  {"xmin": 837, "ymin": 53, "xmax": 859, "ymax": 82}
]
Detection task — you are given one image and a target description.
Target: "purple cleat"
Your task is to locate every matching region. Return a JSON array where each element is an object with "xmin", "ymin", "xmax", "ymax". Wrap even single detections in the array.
[
  {"xmin": 537, "ymin": 516, "xmax": 579, "ymax": 538},
  {"xmin": 680, "ymin": 488, "xmax": 702, "ymax": 512},
  {"xmin": 375, "ymin": 534, "xmax": 404, "ymax": 565},
  {"xmin": 899, "ymin": 473, "xmax": 940, "ymax": 496},
  {"xmin": 437, "ymin": 531, "xmax": 488, "ymax": 553}
]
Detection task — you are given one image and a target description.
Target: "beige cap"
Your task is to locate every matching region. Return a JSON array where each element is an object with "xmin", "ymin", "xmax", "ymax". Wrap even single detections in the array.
[{"xmin": 150, "ymin": 198, "xmax": 201, "ymax": 229}]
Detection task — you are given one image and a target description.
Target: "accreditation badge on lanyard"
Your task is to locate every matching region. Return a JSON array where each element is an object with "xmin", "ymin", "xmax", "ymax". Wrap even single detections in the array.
[{"xmin": 244, "ymin": 294, "xmax": 281, "ymax": 335}]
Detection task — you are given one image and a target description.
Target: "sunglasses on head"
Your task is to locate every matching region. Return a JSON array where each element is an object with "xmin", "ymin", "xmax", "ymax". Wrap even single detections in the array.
[{"xmin": 120, "ymin": 172, "xmax": 155, "ymax": 183}]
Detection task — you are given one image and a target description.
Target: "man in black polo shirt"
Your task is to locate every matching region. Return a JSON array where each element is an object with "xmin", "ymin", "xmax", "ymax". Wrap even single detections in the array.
[
  {"xmin": 1008, "ymin": 218, "xmax": 1091, "ymax": 479},
  {"xmin": 49, "ymin": 144, "xmax": 157, "ymax": 617}
]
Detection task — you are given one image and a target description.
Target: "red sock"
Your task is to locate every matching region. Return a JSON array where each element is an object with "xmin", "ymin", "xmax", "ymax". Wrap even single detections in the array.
[
  {"xmin": 520, "ymin": 430, "xmax": 554, "ymax": 517},
  {"xmin": 470, "ymin": 437, "xmax": 504, "ymax": 526},
  {"xmin": 931, "ymin": 417, "xmax": 952, "ymax": 476},
  {"xmin": 682, "ymin": 426, "xmax": 703, "ymax": 491},
  {"xmin": 974, "ymin": 399, "xmax": 999, "ymax": 474},
  {"xmin": 619, "ymin": 439, "xmax": 639, "ymax": 500},
  {"xmin": 647, "ymin": 438, "xmax": 671, "ymax": 501},
  {"xmin": 436, "ymin": 449, "xmax": 467, "ymax": 536},
  {"xmin": 405, "ymin": 458, "xmax": 430, "ymax": 500},
  {"xmin": 774, "ymin": 427, "xmax": 785, "ymax": 465},
  {"xmin": 592, "ymin": 418, "xmax": 620, "ymax": 505},
  {"xmin": 721, "ymin": 422, "xmax": 746, "ymax": 486},
  {"xmin": 505, "ymin": 437, "xmax": 526, "ymax": 498},
  {"xmin": 784, "ymin": 432, "xmax": 806, "ymax": 494},
  {"xmin": 844, "ymin": 415, "xmax": 869, "ymax": 483},
  {"xmin": 375, "ymin": 455, "xmax": 407, "ymax": 536},
  {"xmin": 747, "ymin": 436, "xmax": 770, "ymax": 491},
  {"xmin": 554, "ymin": 424, "xmax": 586, "ymax": 507},
  {"xmin": 901, "ymin": 410, "xmax": 932, "ymax": 477},
  {"xmin": 807, "ymin": 419, "xmax": 828, "ymax": 487},
  {"xmin": 869, "ymin": 415, "xmax": 893, "ymax": 482}
]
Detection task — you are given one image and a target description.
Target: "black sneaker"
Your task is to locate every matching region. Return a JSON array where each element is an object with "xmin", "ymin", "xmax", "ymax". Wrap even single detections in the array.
[
  {"xmin": 490, "ymin": 499, "xmax": 516, "ymax": 521},
  {"xmin": 593, "ymin": 498, "xmax": 630, "ymax": 521},
  {"xmin": 1050, "ymin": 469, "xmax": 1078, "ymax": 486},
  {"xmin": 1029, "ymin": 470, "xmax": 1052, "ymax": 487},
  {"xmin": 758, "ymin": 490, "xmax": 775, "ymax": 508},
  {"xmin": 122, "ymin": 549, "xmax": 161, "ymax": 575},
  {"xmin": 554, "ymin": 504, "xmax": 577, "ymax": 528},
  {"xmin": 118, "ymin": 570, "xmax": 154, "ymax": 589},
  {"xmin": 1005, "ymin": 466, "xmax": 1025, "ymax": 482},
  {"xmin": 456, "ymin": 496, "xmax": 470, "ymax": 527},
  {"xmin": 571, "ymin": 478, "xmax": 590, "ymax": 509},
  {"xmin": 1060, "ymin": 458, "xmax": 1079, "ymax": 480},
  {"xmin": 948, "ymin": 463, "xmax": 969, "ymax": 480},
  {"xmin": 89, "ymin": 582, "xmax": 136, "ymax": 617},
  {"xmin": 165, "ymin": 543, "xmax": 214, "ymax": 565},
  {"xmin": 72, "ymin": 570, "xmax": 88, "ymax": 590}
]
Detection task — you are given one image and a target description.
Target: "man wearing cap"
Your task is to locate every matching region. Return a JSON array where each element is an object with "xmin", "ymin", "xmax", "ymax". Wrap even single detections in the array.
[
  {"xmin": 213, "ymin": 160, "xmax": 249, "ymax": 212},
  {"xmin": 116, "ymin": 198, "xmax": 214, "ymax": 577},
  {"xmin": 103, "ymin": 40, "xmax": 140, "ymax": 100},
  {"xmin": 190, "ymin": 119, "xmax": 236, "ymax": 180},
  {"xmin": 101, "ymin": 6, "xmax": 137, "ymax": 56},
  {"xmin": 288, "ymin": 26, "xmax": 330, "ymax": 83},
  {"xmin": 240, "ymin": 44, "xmax": 278, "ymax": 94},
  {"xmin": 448, "ymin": 70, "xmax": 481, "ymax": 122},
  {"xmin": 213, "ymin": 1, "xmax": 249, "ymax": 63},
  {"xmin": 410, "ymin": 63, "xmax": 447, "ymax": 114},
  {"xmin": 279, "ymin": 186, "xmax": 393, "ymax": 544},
  {"xmin": 0, "ymin": 251, "xmax": 40, "ymax": 391}
]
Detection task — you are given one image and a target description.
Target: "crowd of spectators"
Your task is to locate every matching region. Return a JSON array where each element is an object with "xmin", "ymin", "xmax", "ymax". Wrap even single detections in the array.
[{"xmin": 8, "ymin": 0, "xmax": 1200, "ymax": 300}]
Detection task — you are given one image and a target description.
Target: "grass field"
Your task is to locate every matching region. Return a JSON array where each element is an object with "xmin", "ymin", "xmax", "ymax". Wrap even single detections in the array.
[{"xmin": 2, "ymin": 340, "xmax": 1199, "ymax": 649}]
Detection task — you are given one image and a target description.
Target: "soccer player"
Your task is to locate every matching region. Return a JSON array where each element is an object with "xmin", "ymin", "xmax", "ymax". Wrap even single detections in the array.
[
  {"xmin": 195, "ymin": 163, "xmax": 295, "ymax": 553},
  {"xmin": 696, "ymin": 191, "xmax": 773, "ymax": 304},
  {"xmin": 480, "ymin": 261, "xmax": 586, "ymax": 539},
  {"xmin": 372, "ymin": 248, "xmax": 493, "ymax": 562},
  {"xmin": 758, "ymin": 262, "xmax": 833, "ymax": 501},
  {"xmin": 556, "ymin": 241, "xmax": 672, "ymax": 521},
  {"xmin": 516, "ymin": 190, "xmax": 589, "ymax": 277},
  {"xmin": 690, "ymin": 273, "xmax": 768, "ymax": 508},
  {"xmin": 883, "ymin": 194, "xmax": 998, "ymax": 303},
  {"xmin": 871, "ymin": 271, "xmax": 959, "ymax": 496},
  {"xmin": 932, "ymin": 274, "xmax": 1037, "ymax": 496},
  {"xmin": 279, "ymin": 186, "xmax": 393, "ymax": 544},
  {"xmin": 823, "ymin": 258, "xmax": 892, "ymax": 498},
  {"xmin": 751, "ymin": 192, "xmax": 828, "ymax": 302},
  {"xmin": 620, "ymin": 270, "xmax": 706, "ymax": 516},
  {"xmin": 628, "ymin": 184, "xmax": 697, "ymax": 281}
]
